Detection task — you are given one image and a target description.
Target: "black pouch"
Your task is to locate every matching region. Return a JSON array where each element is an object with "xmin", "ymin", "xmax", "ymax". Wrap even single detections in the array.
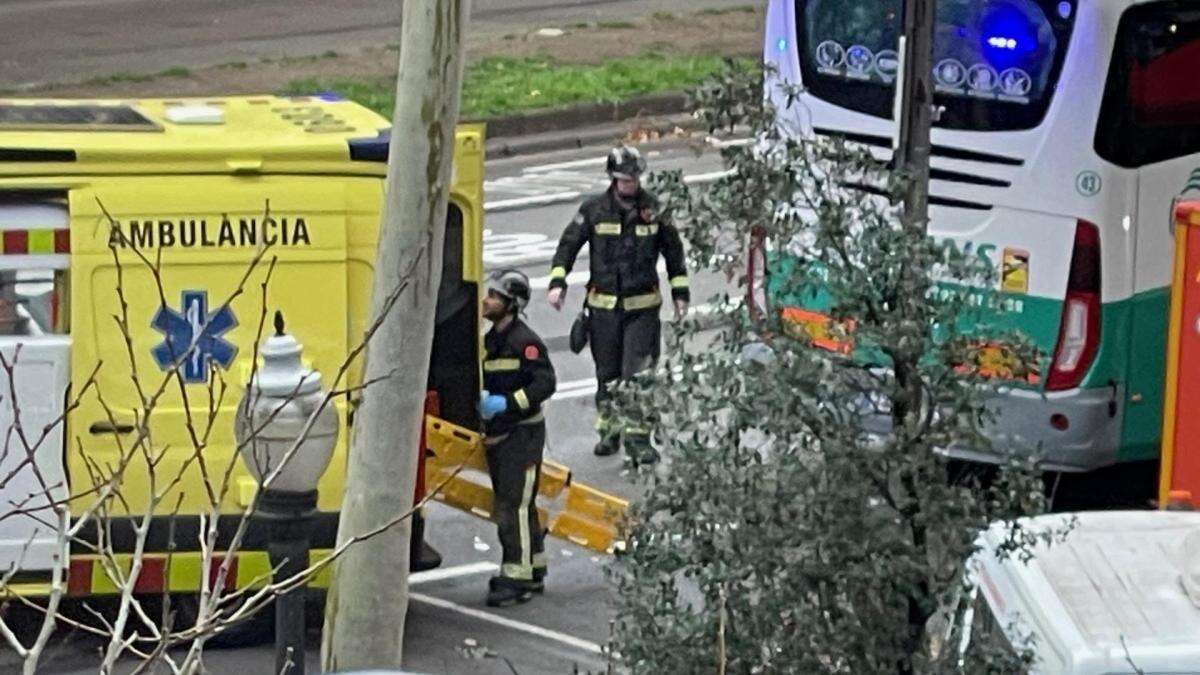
[{"xmin": 569, "ymin": 304, "xmax": 590, "ymax": 354}]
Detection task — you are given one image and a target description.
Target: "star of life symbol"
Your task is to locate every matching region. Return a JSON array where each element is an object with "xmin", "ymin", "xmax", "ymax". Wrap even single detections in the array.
[{"xmin": 152, "ymin": 291, "xmax": 238, "ymax": 384}]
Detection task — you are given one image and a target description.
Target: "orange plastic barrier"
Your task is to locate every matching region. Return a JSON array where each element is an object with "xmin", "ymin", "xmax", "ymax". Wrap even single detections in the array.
[{"xmin": 1160, "ymin": 200, "xmax": 1200, "ymax": 508}]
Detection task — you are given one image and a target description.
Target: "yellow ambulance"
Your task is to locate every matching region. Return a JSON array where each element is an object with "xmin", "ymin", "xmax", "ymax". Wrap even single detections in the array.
[{"xmin": 0, "ymin": 96, "xmax": 485, "ymax": 600}]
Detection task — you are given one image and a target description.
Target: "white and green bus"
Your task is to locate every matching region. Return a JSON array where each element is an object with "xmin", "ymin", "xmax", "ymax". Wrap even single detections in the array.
[{"xmin": 762, "ymin": 0, "xmax": 1200, "ymax": 472}]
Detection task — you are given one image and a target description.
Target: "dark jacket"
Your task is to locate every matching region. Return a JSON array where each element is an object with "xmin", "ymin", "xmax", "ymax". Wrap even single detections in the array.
[
  {"xmin": 548, "ymin": 188, "xmax": 689, "ymax": 311},
  {"xmin": 483, "ymin": 318, "xmax": 556, "ymax": 436}
]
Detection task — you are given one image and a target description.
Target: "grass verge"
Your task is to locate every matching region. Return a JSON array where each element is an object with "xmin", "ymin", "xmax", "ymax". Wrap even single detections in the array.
[{"xmin": 283, "ymin": 53, "xmax": 748, "ymax": 120}]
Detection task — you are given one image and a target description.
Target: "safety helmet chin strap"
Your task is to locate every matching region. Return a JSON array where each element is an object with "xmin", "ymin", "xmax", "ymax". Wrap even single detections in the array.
[{"xmin": 491, "ymin": 289, "xmax": 522, "ymax": 318}]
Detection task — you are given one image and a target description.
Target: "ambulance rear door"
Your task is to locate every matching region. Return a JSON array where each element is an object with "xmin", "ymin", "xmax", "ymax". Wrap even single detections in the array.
[
  {"xmin": 69, "ymin": 176, "xmax": 351, "ymax": 519},
  {"xmin": 0, "ymin": 192, "xmax": 71, "ymax": 572}
]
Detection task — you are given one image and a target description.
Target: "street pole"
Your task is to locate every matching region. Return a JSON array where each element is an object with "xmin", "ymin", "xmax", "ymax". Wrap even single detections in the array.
[
  {"xmin": 895, "ymin": 0, "xmax": 937, "ymax": 234},
  {"xmin": 260, "ymin": 490, "xmax": 317, "ymax": 675},
  {"xmin": 321, "ymin": 0, "xmax": 471, "ymax": 670},
  {"xmin": 236, "ymin": 313, "xmax": 339, "ymax": 675},
  {"xmin": 891, "ymin": 0, "xmax": 938, "ymax": 432}
]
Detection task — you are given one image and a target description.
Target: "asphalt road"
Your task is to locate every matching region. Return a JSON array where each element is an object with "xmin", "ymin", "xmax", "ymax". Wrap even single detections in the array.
[
  {"xmin": 0, "ymin": 0, "xmax": 758, "ymax": 88},
  {"xmin": 12, "ymin": 135, "xmax": 733, "ymax": 675}
]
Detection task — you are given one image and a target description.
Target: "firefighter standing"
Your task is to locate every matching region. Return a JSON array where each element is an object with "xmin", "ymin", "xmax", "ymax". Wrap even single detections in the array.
[
  {"xmin": 546, "ymin": 145, "xmax": 689, "ymax": 460},
  {"xmin": 479, "ymin": 269, "xmax": 556, "ymax": 607}
]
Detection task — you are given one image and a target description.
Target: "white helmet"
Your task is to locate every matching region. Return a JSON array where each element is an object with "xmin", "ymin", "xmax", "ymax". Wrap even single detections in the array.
[{"xmin": 487, "ymin": 269, "xmax": 531, "ymax": 314}]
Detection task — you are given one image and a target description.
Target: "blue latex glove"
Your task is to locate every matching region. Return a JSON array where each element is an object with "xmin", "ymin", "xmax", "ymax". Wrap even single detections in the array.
[{"xmin": 479, "ymin": 391, "xmax": 508, "ymax": 420}]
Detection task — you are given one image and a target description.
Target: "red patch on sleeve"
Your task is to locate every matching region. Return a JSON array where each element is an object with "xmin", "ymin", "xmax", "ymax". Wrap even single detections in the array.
[{"xmin": 524, "ymin": 345, "xmax": 540, "ymax": 360}]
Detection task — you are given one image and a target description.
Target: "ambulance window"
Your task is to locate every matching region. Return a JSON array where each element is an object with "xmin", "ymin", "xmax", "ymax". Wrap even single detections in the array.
[
  {"xmin": 1095, "ymin": 1, "xmax": 1200, "ymax": 167},
  {"xmin": 0, "ymin": 194, "xmax": 70, "ymax": 336},
  {"xmin": 0, "ymin": 270, "xmax": 68, "ymax": 336}
]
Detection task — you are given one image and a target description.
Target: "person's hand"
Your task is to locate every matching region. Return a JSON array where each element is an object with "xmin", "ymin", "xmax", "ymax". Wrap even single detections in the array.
[
  {"xmin": 547, "ymin": 287, "xmax": 565, "ymax": 311},
  {"xmin": 479, "ymin": 391, "xmax": 508, "ymax": 420},
  {"xmin": 674, "ymin": 299, "xmax": 689, "ymax": 321}
]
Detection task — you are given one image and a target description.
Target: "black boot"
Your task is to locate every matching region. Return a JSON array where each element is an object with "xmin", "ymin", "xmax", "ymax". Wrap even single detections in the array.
[
  {"xmin": 625, "ymin": 433, "xmax": 658, "ymax": 465},
  {"xmin": 531, "ymin": 566, "xmax": 547, "ymax": 593},
  {"xmin": 593, "ymin": 435, "xmax": 619, "ymax": 457},
  {"xmin": 486, "ymin": 576, "xmax": 536, "ymax": 607}
]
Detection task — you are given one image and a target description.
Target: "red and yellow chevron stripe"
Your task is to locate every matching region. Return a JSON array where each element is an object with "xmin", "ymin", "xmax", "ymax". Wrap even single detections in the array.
[
  {"xmin": 2, "ymin": 228, "xmax": 70, "ymax": 255},
  {"xmin": 5, "ymin": 550, "xmax": 336, "ymax": 598}
]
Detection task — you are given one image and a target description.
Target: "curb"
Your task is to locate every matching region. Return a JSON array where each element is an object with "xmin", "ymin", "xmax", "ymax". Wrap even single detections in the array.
[{"xmin": 476, "ymin": 92, "xmax": 696, "ymax": 159}]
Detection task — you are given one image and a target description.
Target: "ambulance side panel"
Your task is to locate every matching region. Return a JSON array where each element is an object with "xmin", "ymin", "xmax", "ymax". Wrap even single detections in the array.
[{"xmin": 68, "ymin": 176, "xmax": 357, "ymax": 520}]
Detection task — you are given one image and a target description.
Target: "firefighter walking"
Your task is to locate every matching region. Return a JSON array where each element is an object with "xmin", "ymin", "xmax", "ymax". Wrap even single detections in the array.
[
  {"xmin": 546, "ymin": 145, "xmax": 689, "ymax": 460},
  {"xmin": 479, "ymin": 269, "xmax": 556, "ymax": 607}
]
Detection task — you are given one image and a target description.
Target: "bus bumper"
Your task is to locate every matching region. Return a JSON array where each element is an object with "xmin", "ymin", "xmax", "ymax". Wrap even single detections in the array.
[
  {"xmin": 861, "ymin": 384, "xmax": 1123, "ymax": 472},
  {"xmin": 941, "ymin": 385, "xmax": 1123, "ymax": 472}
]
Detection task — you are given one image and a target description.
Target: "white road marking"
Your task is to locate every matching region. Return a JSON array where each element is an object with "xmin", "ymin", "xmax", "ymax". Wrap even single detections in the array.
[
  {"xmin": 531, "ymin": 171, "xmax": 605, "ymax": 190},
  {"xmin": 482, "ymin": 230, "xmax": 562, "ymax": 266},
  {"xmin": 557, "ymin": 377, "xmax": 599, "ymax": 389},
  {"xmin": 485, "ymin": 191, "xmax": 582, "ymax": 212},
  {"xmin": 484, "ymin": 167, "xmax": 732, "ymax": 213},
  {"xmin": 552, "ymin": 378, "xmax": 599, "ymax": 401},
  {"xmin": 683, "ymin": 169, "xmax": 736, "ymax": 184},
  {"xmin": 409, "ymin": 592, "xmax": 605, "ymax": 656},
  {"xmin": 552, "ymin": 386, "xmax": 599, "ymax": 401},
  {"xmin": 408, "ymin": 561, "xmax": 498, "ymax": 586},
  {"xmin": 706, "ymin": 136, "xmax": 754, "ymax": 149},
  {"xmin": 523, "ymin": 156, "xmax": 606, "ymax": 173},
  {"xmin": 529, "ymin": 268, "xmax": 590, "ymax": 290}
]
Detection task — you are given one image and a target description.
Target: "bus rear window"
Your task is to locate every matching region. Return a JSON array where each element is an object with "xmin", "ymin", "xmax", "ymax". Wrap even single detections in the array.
[
  {"xmin": 1095, "ymin": 1, "xmax": 1200, "ymax": 168},
  {"xmin": 795, "ymin": 0, "xmax": 1077, "ymax": 131}
]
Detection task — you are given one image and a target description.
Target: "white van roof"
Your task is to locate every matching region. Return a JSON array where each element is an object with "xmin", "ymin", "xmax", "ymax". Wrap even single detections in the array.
[{"xmin": 974, "ymin": 510, "xmax": 1200, "ymax": 674}]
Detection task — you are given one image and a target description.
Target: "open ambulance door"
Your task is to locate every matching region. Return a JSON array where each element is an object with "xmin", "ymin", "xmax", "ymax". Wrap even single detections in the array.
[{"xmin": 0, "ymin": 194, "xmax": 71, "ymax": 573}]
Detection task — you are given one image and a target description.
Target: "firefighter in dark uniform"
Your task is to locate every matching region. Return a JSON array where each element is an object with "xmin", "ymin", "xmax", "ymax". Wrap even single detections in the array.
[
  {"xmin": 546, "ymin": 145, "xmax": 689, "ymax": 459},
  {"xmin": 479, "ymin": 269, "xmax": 557, "ymax": 607}
]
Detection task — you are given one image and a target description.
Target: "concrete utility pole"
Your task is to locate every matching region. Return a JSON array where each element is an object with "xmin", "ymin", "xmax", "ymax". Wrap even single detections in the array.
[
  {"xmin": 895, "ymin": 0, "xmax": 937, "ymax": 233},
  {"xmin": 321, "ymin": 0, "xmax": 471, "ymax": 670}
]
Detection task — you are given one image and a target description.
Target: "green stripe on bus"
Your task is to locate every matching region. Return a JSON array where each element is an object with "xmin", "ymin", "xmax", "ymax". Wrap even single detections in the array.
[{"xmin": 1112, "ymin": 287, "xmax": 1170, "ymax": 463}]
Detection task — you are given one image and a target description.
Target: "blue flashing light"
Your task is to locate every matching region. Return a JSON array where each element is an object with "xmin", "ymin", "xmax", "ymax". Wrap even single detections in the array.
[
  {"xmin": 777, "ymin": 37, "xmax": 788, "ymax": 53},
  {"xmin": 1057, "ymin": 2, "xmax": 1072, "ymax": 20},
  {"xmin": 980, "ymin": 4, "xmax": 1038, "ymax": 68}
]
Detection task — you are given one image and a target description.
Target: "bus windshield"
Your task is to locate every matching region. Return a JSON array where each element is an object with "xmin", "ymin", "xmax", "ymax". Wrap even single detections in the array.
[{"xmin": 796, "ymin": 0, "xmax": 1077, "ymax": 131}]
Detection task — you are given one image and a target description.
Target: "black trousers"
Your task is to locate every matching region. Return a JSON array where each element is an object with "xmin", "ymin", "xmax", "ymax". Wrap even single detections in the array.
[
  {"xmin": 485, "ymin": 422, "xmax": 546, "ymax": 581},
  {"xmin": 589, "ymin": 306, "xmax": 660, "ymax": 435}
]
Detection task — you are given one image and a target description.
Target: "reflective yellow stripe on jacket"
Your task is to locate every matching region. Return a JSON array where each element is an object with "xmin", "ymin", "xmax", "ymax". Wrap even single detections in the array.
[
  {"xmin": 586, "ymin": 291, "xmax": 661, "ymax": 311},
  {"xmin": 513, "ymin": 389, "xmax": 530, "ymax": 410},
  {"xmin": 484, "ymin": 358, "xmax": 521, "ymax": 372}
]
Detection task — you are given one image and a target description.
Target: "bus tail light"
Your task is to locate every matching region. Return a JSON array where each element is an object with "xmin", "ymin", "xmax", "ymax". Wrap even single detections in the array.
[{"xmin": 1046, "ymin": 221, "xmax": 1101, "ymax": 391}]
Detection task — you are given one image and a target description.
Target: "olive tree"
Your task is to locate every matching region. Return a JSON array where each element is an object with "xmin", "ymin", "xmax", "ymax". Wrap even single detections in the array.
[{"xmin": 607, "ymin": 63, "xmax": 1057, "ymax": 674}]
